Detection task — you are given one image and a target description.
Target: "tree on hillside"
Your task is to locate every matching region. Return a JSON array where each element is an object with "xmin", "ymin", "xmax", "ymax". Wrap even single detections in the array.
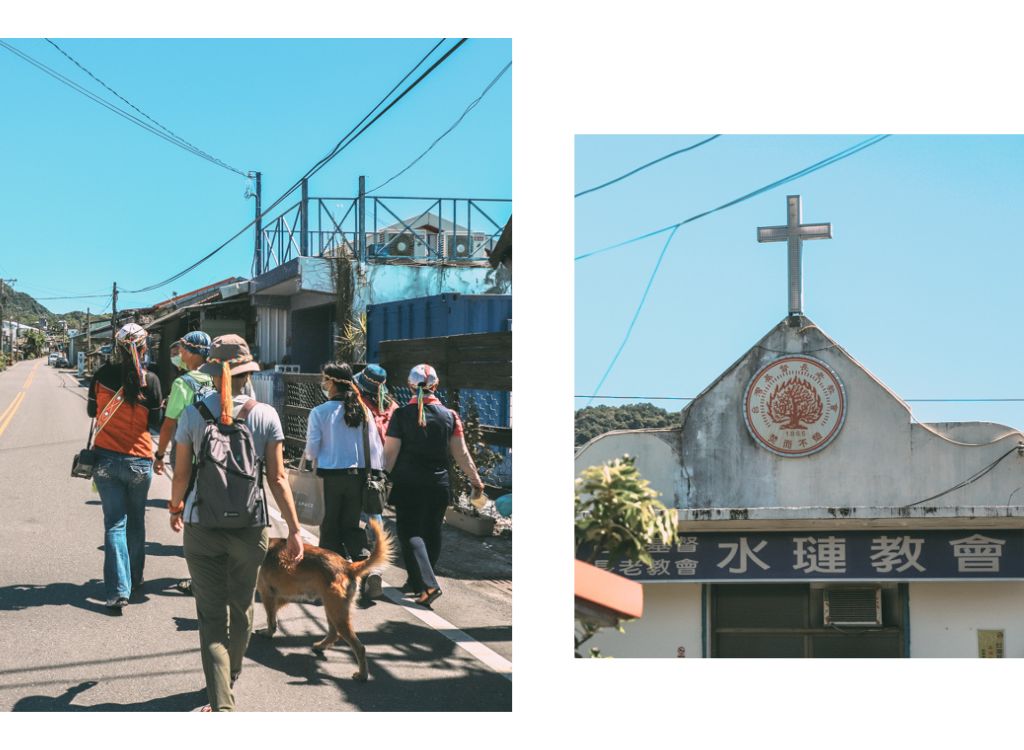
[
  {"xmin": 574, "ymin": 402, "xmax": 683, "ymax": 446},
  {"xmin": 22, "ymin": 330, "xmax": 46, "ymax": 359}
]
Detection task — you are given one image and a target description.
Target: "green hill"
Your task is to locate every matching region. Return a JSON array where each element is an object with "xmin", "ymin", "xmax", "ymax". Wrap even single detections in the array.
[
  {"xmin": 4, "ymin": 289, "xmax": 51, "ymax": 325},
  {"xmin": 1, "ymin": 289, "xmax": 89, "ymax": 332}
]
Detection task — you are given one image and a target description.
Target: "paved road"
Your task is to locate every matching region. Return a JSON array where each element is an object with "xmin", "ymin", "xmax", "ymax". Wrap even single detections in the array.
[{"xmin": 0, "ymin": 359, "xmax": 511, "ymax": 711}]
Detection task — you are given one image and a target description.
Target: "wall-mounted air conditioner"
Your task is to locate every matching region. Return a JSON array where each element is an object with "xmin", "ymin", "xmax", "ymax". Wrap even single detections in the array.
[{"xmin": 823, "ymin": 587, "xmax": 882, "ymax": 626}]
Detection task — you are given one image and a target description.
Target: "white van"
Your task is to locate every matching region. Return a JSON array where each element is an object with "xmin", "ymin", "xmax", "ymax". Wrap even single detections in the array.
[{"xmin": 48, "ymin": 352, "xmax": 59, "ymax": 366}]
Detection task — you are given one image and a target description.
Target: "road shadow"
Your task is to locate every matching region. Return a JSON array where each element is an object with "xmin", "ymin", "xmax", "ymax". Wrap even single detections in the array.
[
  {"xmin": 244, "ymin": 619, "xmax": 510, "ymax": 710},
  {"xmin": 173, "ymin": 616, "xmax": 198, "ymax": 631},
  {"xmin": 0, "ymin": 581, "xmax": 119, "ymax": 616},
  {"xmin": 12, "ymin": 681, "xmax": 207, "ymax": 712}
]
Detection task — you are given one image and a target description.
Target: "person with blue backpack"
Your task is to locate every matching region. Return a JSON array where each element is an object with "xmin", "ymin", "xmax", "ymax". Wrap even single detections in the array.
[
  {"xmin": 153, "ymin": 330, "xmax": 215, "ymax": 596},
  {"xmin": 168, "ymin": 334, "xmax": 304, "ymax": 712}
]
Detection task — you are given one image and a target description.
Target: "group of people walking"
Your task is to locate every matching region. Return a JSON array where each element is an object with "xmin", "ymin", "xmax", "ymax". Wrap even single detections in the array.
[{"xmin": 87, "ymin": 323, "xmax": 485, "ymax": 711}]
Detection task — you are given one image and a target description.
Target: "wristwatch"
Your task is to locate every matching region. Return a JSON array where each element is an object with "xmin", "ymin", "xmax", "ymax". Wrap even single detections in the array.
[{"xmin": 155, "ymin": 451, "xmax": 165, "ymax": 460}]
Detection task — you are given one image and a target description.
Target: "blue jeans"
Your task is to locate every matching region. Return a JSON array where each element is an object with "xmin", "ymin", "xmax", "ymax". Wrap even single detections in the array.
[{"xmin": 94, "ymin": 450, "xmax": 152, "ymax": 600}]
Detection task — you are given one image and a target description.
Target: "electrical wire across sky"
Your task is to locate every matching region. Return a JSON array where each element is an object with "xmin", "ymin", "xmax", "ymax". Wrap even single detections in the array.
[
  {"xmin": 580, "ymin": 135, "xmax": 893, "ymax": 405},
  {"xmin": 13, "ymin": 38, "xmax": 471, "ymax": 303},
  {"xmin": 0, "ymin": 39, "xmax": 249, "ymax": 178}
]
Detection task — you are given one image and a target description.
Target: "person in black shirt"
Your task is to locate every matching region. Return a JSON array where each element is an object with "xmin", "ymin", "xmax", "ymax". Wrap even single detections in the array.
[{"xmin": 383, "ymin": 364, "xmax": 484, "ymax": 607}]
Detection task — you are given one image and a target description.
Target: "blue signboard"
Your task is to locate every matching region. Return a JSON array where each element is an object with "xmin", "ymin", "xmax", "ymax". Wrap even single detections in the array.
[{"xmin": 595, "ymin": 530, "xmax": 1024, "ymax": 582}]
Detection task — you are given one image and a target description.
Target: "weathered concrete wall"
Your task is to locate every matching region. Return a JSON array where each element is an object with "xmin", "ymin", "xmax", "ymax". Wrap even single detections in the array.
[
  {"xmin": 355, "ymin": 262, "xmax": 510, "ymax": 308},
  {"xmin": 575, "ymin": 317, "xmax": 1024, "ymax": 514},
  {"xmin": 587, "ymin": 583, "xmax": 703, "ymax": 658},
  {"xmin": 908, "ymin": 582, "xmax": 1024, "ymax": 657}
]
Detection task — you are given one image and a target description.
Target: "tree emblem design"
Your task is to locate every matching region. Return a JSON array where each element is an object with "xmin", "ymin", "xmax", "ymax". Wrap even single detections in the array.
[{"xmin": 767, "ymin": 376, "xmax": 823, "ymax": 430}]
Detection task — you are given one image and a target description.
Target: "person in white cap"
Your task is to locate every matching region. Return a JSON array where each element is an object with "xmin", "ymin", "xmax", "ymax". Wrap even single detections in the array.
[
  {"xmin": 383, "ymin": 364, "xmax": 484, "ymax": 608},
  {"xmin": 86, "ymin": 323, "xmax": 163, "ymax": 610}
]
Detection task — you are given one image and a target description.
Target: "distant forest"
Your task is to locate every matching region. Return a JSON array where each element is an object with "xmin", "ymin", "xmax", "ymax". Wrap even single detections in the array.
[
  {"xmin": 574, "ymin": 402, "xmax": 683, "ymax": 447},
  {"xmin": 3, "ymin": 288, "xmax": 87, "ymax": 331}
]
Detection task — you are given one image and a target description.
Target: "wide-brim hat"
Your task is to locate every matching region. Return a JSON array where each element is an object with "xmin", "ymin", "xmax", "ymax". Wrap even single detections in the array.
[{"xmin": 198, "ymin": 334, "xmax": 260, "ymax": 376}]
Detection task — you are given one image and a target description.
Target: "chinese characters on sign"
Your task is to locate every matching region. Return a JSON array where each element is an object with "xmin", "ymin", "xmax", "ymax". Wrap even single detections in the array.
[{"xmin": 596, "ymin": 531, "xmax": 1022, "ymax": 581}]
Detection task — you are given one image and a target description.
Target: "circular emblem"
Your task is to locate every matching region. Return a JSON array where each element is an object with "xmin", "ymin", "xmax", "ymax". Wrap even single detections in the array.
[{"xmin": 743, "ymin": 355, "xmax": 846, "ymax": 457}]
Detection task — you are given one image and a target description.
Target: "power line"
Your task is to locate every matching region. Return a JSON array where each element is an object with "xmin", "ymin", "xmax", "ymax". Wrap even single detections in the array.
[
  {"xmin": 903, "ymin": 445, "xmax": 1020, "ymax": 508},
  {"xmin": 585, "ymin": 225, "xmax": 679, "ymax": 406},
  {"xmin": 43, "ymin": 38, "xmax": 247, "ymax": 177},
  {"xmin": 0, "ymin": 40, "xmax": 245, "ymax": 177},
  {"xmin": 575, "ymin": 135, "xmax": 721, "ymax": 198},
  {"xmin": 368, "ymin": 59, "xmax": 511, "ymax": 194},
  {"xmin": 119, "ymin": 38, "xmax": 465, "ymax": 296},
  {"xmin": 575, "ymin": 135, "xmax": 891, "ymax": 261}
]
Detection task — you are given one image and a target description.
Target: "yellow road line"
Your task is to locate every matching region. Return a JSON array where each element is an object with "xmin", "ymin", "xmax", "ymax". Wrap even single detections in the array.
[{"xmin": 0, "ymin": 391, "xmax": 26, "ymax": 440}]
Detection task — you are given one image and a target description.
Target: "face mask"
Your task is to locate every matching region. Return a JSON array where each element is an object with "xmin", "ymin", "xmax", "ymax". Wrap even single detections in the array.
[{"xmin": 172, "ymin": 354, "xmax": 185, "ymax": 371}]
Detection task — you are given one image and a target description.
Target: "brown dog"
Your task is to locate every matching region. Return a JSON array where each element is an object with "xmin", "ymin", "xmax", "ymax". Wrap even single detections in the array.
[{"xmin": 256, "ymin": 518, "xmax": 394, "ymax": 681}]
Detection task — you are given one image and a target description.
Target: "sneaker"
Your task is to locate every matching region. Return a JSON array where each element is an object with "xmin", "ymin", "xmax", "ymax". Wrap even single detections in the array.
[
  {"xmin": 362, "ymin": 574, "xmax": 383, "ymax": 600},
  {"xmin": 105, "ymin": 597, "xmax": 128, "ymax": 609}
]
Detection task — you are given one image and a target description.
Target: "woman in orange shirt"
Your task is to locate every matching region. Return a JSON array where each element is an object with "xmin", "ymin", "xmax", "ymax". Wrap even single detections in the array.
[{"xmin": 87, "ymin": 324, "xmax": 163, "ymax": 610}]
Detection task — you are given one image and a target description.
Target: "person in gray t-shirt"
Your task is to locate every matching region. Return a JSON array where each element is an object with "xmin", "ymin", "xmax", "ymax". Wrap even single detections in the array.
[
  {"xmin": 175, "ymin": 391, "xmax": 286, "ymax": 524},
  {"xmin": 167, "ymin": 335, "xmax": 303, "ymax": 712}
]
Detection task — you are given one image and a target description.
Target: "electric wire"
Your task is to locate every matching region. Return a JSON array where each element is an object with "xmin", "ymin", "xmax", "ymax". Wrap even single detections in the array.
[
  {"xmin": 368, "ymin": 59, "xmax": 511, "ymax": 194},
  {"xmin": 902, "ymin": 445, "xmax": 1020, "ymax": 508},
  {"xmin": 574, "ymin": 135, "xmax": 722, "ymax": 198},
  {"xmin": 0, "ymin": 40, "xmax": 244, "ymax": 177},
  {"xmin": 119, "ymin": 38, "xmax": 465, "ymax": 296},
  {"xmin": 585, "ymin": 225, "xmax": 679, "ymax": 406},
  {"xmin": 43, "ymin": 38, "xmax": 248, "ymax": 177},
  {"xmin": 575, "ymin": 135, "xmax": 891, "ymax": 261}
]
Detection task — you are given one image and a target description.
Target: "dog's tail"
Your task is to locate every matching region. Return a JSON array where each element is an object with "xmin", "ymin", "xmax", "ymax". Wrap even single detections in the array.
[{"xmin": 349, "ymin": 518, "xmax": 394, "ymax": 579}]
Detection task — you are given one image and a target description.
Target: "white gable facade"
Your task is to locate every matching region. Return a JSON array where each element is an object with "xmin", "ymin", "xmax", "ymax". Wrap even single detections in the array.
[{"xmin": 576, "ymin": 316, "xmax": 1024, "ymax": 658}]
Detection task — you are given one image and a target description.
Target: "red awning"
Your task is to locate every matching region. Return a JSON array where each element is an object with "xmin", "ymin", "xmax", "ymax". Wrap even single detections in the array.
[{"xmin": 574, "ymin": 559, "xmax": 643, "ymax": 620}]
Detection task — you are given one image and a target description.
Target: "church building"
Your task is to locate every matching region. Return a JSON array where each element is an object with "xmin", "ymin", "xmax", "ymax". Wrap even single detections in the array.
[{"xmin": 575, "ymin": 196, "xmax": 1024, "ymax": 658}]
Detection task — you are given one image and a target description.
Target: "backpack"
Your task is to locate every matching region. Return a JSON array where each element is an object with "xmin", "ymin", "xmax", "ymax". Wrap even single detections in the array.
[
  {"xmin": 188, "ymin": 399, "xmax": 269, "ymax": 529},
  {"xmin": 181, "ymin": 372, "xmax": 217, "ymax": 403}
]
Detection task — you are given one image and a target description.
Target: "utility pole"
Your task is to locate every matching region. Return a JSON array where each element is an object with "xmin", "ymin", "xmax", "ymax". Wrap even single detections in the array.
[
  {"xmin": 0, "ymin": 278, "xmax": 16, "ymax": 361},
  {"xmin": 111, "ymin": 282, "xmax": 118, "ymax": 335},
  {"xmin": 86, "ymin": 307, "xmax": 91, "ymax": 354},
  {"xmin": 358, "ymin": 175, "xmax": 366, "ymax": 262},
  {"xmin": 251, "ymin": 171, "xmax": 263, "ymax": 276}
]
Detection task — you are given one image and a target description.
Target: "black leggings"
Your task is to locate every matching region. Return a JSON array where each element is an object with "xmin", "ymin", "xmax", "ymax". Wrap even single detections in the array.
[
  {"xmin": 391, "ymin": 483, "xmax": 450, "ymax": 590},
  {"xmin": 319, "ymin": 473, "xmax": 367, "ymax": 560}
]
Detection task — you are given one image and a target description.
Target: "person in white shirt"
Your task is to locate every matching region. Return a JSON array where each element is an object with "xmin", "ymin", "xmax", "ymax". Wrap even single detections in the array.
[{"xmin": 305, "ymin": 362, "xmax": 384, "ymax": 561}]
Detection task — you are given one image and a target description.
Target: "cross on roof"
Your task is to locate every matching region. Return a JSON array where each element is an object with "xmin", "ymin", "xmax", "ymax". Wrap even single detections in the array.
[{"xmin": 757, "ymin": 195, "xmax": 832, "ymax": 318}]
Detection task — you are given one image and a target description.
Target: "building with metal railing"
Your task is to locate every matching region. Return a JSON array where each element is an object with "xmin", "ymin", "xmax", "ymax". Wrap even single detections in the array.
[{"xmin": 249, "ymin": 178, "xmax": 511, "ymax": 372}]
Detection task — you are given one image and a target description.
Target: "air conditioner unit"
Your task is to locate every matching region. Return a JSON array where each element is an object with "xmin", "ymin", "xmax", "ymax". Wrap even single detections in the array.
[
  {"xmin": 447, "ymin": 233, "xmax": 475, "ymax": 259},
  {"xmin": 823, "ymin": 587, "xmax": 882, "ymax": 626},
  {"xmin": 388, "ymin": 232, "xmax": 417, "ymax": 257}
]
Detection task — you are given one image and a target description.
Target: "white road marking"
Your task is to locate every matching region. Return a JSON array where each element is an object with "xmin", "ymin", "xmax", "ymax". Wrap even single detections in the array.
[{"xmin": 266, "ymin": 504, "xmax": 512, "ymax": 681}]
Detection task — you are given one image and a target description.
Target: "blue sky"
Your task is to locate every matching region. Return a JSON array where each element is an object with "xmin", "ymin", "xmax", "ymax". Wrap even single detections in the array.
[
  {"xmin": 576, "ymin": 135, "xmax": 1024, "ymax": 429},
  {"xmin": 0, "ymin": 38, "xmax": 511, "ymax": 314}
]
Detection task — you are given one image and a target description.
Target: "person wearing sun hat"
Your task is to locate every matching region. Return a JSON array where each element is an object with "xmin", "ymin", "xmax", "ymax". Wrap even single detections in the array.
[
  {"xmin": 87, "ymin": 323, "xmax": 163, "ymax": 610},
  {"xmin": 383, "ymin": 363, "xmax": 485, "ymax": 608},
  {"xmin": 168, "ymin": 334, "xmax": 304, "ymax": 712}
]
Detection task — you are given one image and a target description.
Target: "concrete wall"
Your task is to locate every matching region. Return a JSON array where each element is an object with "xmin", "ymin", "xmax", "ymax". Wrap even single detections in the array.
[
  {"xmin": 356, "ymin": 262, "xmax": 510, "ymax": 307},
  {"xmin": 587, "ymin": 583, "xmax": 703, "ymax": 658},
  {"xmin": 909, "ymin": 582, "xmax": 1024, "ymax": 657},
  {"xmin": 576, "ymin": 316, "xmax": 1024, "ymax": 513}
]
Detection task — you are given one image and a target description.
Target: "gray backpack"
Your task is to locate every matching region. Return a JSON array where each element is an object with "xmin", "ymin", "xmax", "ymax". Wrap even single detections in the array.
[{"xmin": 189, "ymin": 399, "xmax": 269, "ymax": 529}]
